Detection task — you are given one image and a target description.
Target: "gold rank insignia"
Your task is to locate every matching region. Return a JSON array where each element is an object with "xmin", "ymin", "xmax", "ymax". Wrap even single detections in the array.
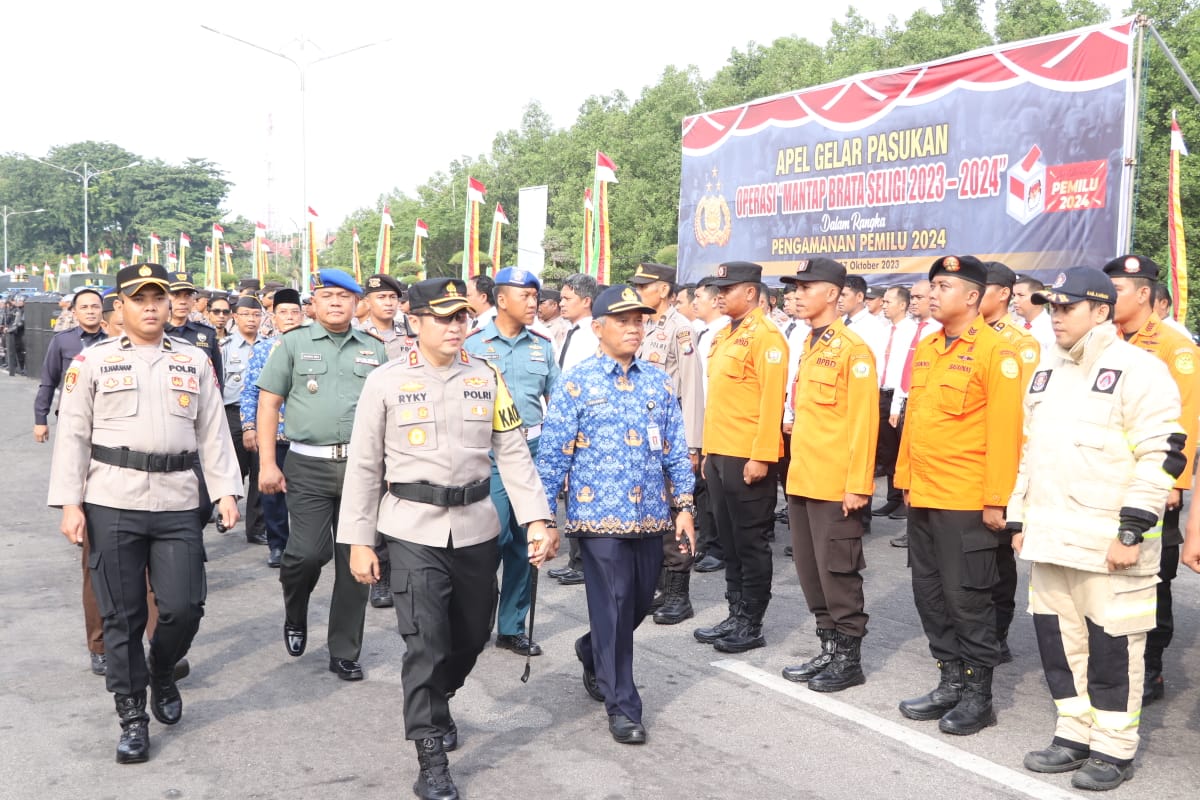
[
  {"xmin": 186, "ymin": 376, "xmax": 198, "ymax": 390},
  {"xmin": 471, "ymin": 405, "xmax": 488, "ymax": 417},
  {"xmin": 409, "ymin": 351, "xmax": 420, "ymax": 366},
  {"xmin": 171, "ymin": 376, "xmax": 183, "ymax": 387},
  {"xmin": 178, "ymin": 394, "xmax": 191, "ymax": 408},
  {"xmin": 408, "ymin": 428, "xmax": 427, "ymax": 446},
  {"xmin": 418, "ymin": 407, "xmax": 430, "ymax": 419},
  {"xmin": 462, "ymin": 377, "xmax": 487, "ymax": 388},
  {"xmin": 104, "ymin": 354, "xmax": 125, "ymax": 363},
  {"xmin": 138, "ymin": 265, "xmax": 152, "ymax": 277},
  {"xmin": 103, "ymin": 377, "xmax": 118, "ymax": 389}
]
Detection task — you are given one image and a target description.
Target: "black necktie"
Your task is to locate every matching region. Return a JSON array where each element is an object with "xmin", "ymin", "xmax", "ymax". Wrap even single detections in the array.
[
  {"xmin": 559, "ymin": 324, "xmax": 578, "ymax": 368},
  {"xmin": 844, "ymin": 314, "xmax": 852, "ymax": 325},
  {"xmin": 785, "ymin": 321, "xmax": 796, "ymax": 337}
]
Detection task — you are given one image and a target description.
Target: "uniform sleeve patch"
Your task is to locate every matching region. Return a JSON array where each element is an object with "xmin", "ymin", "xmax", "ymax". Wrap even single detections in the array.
[
  {"xmin": 1030, "ymin": 370, "xmax": 1052, "ymax": 393},
  {"xmin": 1092, "ymin": 368, "xmax": 1122, "ymax": 394},
  {"xmin": 1174, "ymin": 352, "xmax": 1195, "ymax": 375},
  {"xmin": 64, "ymin": 367, "xmax": 80, "ymax": 392},
  {"xmin": 765, "ymin": 348, "xmax": 783, "ymax": 364},
  {"xmin": 999, "ymin": 357, "xmax": 1019, "ymax": 380},
  {"xmin": 489, "ymin": 365, "xmax": 523, "ymax": 432},
  {"xmin": 1020, "ymin": 346, "xmax": 1038, "ymax": 364},
  {"xmin": 851, "ymin": 360, "xmax": 871, "ymax": 378}
]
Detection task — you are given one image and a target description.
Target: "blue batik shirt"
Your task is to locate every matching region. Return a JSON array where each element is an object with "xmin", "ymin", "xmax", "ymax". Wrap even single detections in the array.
[
  {"xmin": 240, "ymin": 337, "xmax": 286, "ymax": 438},
  {"xmin": 537, "ymin": 352, "xmax": 695, "ymax": 537}
]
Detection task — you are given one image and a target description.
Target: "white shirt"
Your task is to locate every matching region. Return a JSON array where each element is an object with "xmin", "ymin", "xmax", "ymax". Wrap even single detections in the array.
[
  {"xmin": 1023, "ymin": 309, "xmax": 1056, "ymax": 354},
  {"xmin": 1163, "ymin": 315, "xmax": 1191, "ymax": 338},
  {"xmin": 844, "ymin": 307, "xmax": 888, "ymax": 377},
  {"xmin": 694, "ymin": 314, "xmax": 729, "ymax": 403},
  {"xmin": 878, "ymin": 317, "xmax": 917, "ymax": 391},
  {"xmin": 557, "ymin": 315, "xmax": 600, "ymax": 372},
  {"xmin": 890, "ymin": 315, "xmax": 942, "ymax": 416},
  {"xmin": 470, "ymin": 306, "xmax": 497, "ymax": 331}
]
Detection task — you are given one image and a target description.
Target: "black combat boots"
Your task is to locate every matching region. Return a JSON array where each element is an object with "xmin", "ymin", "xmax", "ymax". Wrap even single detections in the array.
[
  {"xmin": 114, "ymin": 692, "xmax": 151, "ymax": 764},
  {"xmin": 808, "ymin": 631, "xmax": 866, "ymax": 693},
  {"xmin": 713, "ymin": 598, "xmax": 768, "ymax": 653},
  {"xmin": 147, "ymin": 653, "xmax": 182, "ymax": 726},
  {"xmin": 694, "ymin": 591, "xmax": 742, "ymax": 644},
  {"xmin": 653, "ymin": 571, "xmax": 694, "ymax": 625},
  {"xmin": 938, "ymin": 663, "xmax": 996, "ymax": 735},
  {"xmin": 899, "ymin": 659, "xmax": 964, "ymax": 720},
  {"xmin": 414, "ymin": 737, "xmax": 458, "ymax": 800},
  {"xmin": 782, "ymin": 629, "xmax": 836, "ymax": 682}
]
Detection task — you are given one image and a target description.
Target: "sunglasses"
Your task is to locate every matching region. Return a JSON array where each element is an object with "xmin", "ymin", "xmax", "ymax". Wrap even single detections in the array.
[
  {"xmin": 414, "ymin": 310, "xmax": 470, "ymax": 324},
  {"xmin": 211, "ymin": 308, "xmax": 231, "ymax": 315}
]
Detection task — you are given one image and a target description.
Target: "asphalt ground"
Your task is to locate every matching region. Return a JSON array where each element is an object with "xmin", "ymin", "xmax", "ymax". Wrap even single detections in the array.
[{"xmin": 1, "ymin": 371, "xmax": 1197, "ymax": 800}]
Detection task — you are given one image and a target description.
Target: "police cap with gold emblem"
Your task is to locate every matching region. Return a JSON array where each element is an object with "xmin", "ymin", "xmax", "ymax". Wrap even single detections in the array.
[
  {"xmin": 780, "ymin": 257, "xmax": 846, "ymax": 288},
  {"xmin": 985, "ymin": 261, "xmax": 1017, "ymax": 289},
  {"xmin": 1032, "ymin": 266, "xmax": 1116, "ymax": 306},
  {"xmin": 363, "ymin": 273, "xmax": 404, "ymax": 296},
  {"xmin": 709, "ymin": 261, "xmax": 762, "ymax": 287},
  {"xmin": 167, "ymin": 270, "xmax": 196, "ymax": 293},
  {"xmin": 1102, "ymin": 254, "xmax": 1160, "ymax": 281},
  {"xmin": 628, "ymin": 262, "xmax": 676, "ymax": 285},
  {"xmin": 117, "ymin": 263, "xmax": 172, "ymax": 296},
  {"xmin": 409, "ymin": 278, "xmax": 471, "ymax": 316},
  {"xmin": 592, "ymin": 284, "xmax": 656, "ymax": 317},
  {"xmin": 311, "ymin": 269, "xmax": 363, "ymax": 294},
  {"xmin": 494, "ymin": 266, "xmax": 541, "ymax": 290},
  {"xmin": 929, "ymin": 254, "xmax": 987, "ymax": 286}
]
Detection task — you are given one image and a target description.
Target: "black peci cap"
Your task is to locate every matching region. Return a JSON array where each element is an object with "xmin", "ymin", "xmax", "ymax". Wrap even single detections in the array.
[
  {"xmin": 929, "ymin": 255, "xmax": 987, "ymax": 286},
  {"xmin": 780, "ymin": 257, "xmax": 847, "ymax": 289}
]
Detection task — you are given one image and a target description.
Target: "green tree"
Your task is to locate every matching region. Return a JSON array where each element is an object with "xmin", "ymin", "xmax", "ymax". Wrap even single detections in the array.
[{"xmin": 994, "ymin": 0, "xmax": 1109, "ymax": 42}]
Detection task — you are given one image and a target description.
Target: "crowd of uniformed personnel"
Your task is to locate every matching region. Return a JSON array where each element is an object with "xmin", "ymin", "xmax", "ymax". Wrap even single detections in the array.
[{"xmin": 26, "ymin": 249, "xmax": 1200, "ymax": 797}]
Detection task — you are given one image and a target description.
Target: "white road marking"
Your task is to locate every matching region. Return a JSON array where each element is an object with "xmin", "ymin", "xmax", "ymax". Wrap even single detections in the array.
[{"xmin": 711, "ymin": 659, "xmax": 1082, "ymax": 800}]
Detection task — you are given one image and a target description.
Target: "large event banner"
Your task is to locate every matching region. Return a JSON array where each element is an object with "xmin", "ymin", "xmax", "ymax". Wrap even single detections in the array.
[{"xmin": 678, "ymin": 20, "xmax": 1136, "ymax": 285}]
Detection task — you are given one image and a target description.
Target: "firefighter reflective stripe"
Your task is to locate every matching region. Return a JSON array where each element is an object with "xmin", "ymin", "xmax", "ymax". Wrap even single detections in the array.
[
  {"xmin": 1055, "ymin": 695, "xmax": 1091, "ymax": 717},
  {"xmin": 1092, "ymin": 707, "xmax": 1140, "ymax": 731},
  {"xmin": 1107, "ymin": 599, "xmax": 1158, "ymax": 621}
]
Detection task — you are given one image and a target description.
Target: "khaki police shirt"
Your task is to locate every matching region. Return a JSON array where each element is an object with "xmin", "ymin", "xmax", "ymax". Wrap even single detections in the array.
[
  {"xmin": 254, "ymin": 322, "xmax": 387, "ymax": 445},
  {"xmin": 336, "ymin": 347, "xmax": 551, "ymax": 549},
  {"xmin": 47, "ymin": 335, "xmax": 242, "ymax": 510},
  {"xmin": 638, "ymin": 306, "xmax": 705, "ymax": 448}
]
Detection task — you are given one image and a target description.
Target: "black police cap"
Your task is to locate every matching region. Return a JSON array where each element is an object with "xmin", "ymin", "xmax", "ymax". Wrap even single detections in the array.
[
  {"xmin": 929, "ymin": 255, "xmax": 987, "ymax": 286},
  {"xmin": 409, "ymin": 278, "xmax": 470, "ymax": 316},
  {"xmin": 1102, "ymin": 254, "xmax": 1160, "ymax": 281},
  {"xmin": 780, "ymin": 257, "xmax": 847, "ymax": 288}
]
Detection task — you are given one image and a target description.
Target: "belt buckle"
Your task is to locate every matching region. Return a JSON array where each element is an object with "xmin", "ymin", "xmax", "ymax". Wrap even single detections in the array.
[
  {"xmin": 446, "ymin": 486, "xmax": 465, "ymax": 506},
  {"xmin": 148, "ymin": 453, "xmax": 168, "ymax": 472},
  {"xmin": 333, "ymin": 443, "xmax": 348, "ymax": 459}
]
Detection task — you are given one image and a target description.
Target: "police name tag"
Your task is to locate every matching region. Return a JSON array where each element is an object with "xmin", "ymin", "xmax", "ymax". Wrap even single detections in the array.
[{"xmin": 646, "ymin": 424, "xmax": 663, "ymax": 452}]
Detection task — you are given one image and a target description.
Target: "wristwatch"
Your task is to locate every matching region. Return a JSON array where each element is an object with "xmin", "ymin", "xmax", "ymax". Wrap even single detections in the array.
[{"xmin": 1116, "ymin": 528, "xmax": 1144, "ymax": 547}]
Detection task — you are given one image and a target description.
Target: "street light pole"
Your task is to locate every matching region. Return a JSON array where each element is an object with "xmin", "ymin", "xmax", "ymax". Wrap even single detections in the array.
[
  {"xmin": 28, "ymin": 158, "xmax": 140, "ymax": 257},
  {"xmin": 200, "ymin": 25, "xmax": 389, "ymax": 291},
  {"xmin": 2, "ymin": 206, "xmax": 47, "ymax": 272}
]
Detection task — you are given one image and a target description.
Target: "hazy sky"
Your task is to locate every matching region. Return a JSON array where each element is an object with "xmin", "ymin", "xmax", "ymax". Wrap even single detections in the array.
[{"xmin": 1, "ymin": 0, "xmax": 1127, "ymax": 233}]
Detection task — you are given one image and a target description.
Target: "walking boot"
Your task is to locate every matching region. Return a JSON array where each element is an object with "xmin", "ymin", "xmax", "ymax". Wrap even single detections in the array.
[
  {"xmin": 114, "ymin": 691, "xmax": 150, "ymax": 764},
  {"xmin": 147, "ymin": 653, "xmax": 182, "ymax": 726},
  {"xmin": 808, "ymin": 631, "xmax": 866, "ymax": 693},
  {"xmin": 1143, "ymin": 647, "xmax": 1164, "ymax": 704},
  {"xmin": 713, "ymin": 598, "xmax": 767, "ymax": 653},
  {"xmin": 899, "ymin": 659, "xmax": 963, "ymax": 721},
  {"xmin": 370, "ymin": 569, "xmax": 393, "ymax": 609},
  {"xmin": 650, "ymin": 567, "xmax": 668, "ymax": 612},
  {"xmin": 782, "ymin": 628, "xmax": 836, "ymax": 682},
  {"xmin": 413, "ymin": 736, "xmax": 458, "ymax": 800},
  {"xmin": 938, "ymin": 663, "xmax": 996, "ymax": 735},
  {"xmin": 653, "ymin": 571, "xmax": 694, "ymax": 625},
  {"xmin": 1023, "ymin": 742, "xmax": 1089, "ymax": 773},
  {"xmin": 694, "ymin": 591, "xmax": 742, "ymax": 644},
  {"xmin": 1071, "ymin": 758, "xmax": 1134, "ymax": 791}
]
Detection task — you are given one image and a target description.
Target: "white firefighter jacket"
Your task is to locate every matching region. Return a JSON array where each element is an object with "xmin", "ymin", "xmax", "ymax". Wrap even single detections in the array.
[{"xmin": 1009, "ymin": 323, "xmax": 1184, "ymax": 577}]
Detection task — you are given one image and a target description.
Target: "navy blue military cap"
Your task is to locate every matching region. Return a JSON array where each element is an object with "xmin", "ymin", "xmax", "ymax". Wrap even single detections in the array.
[
  {"xmin": 312, "ymin": 269, "xmax": 363, "ymax": 294},
  {"xmin": 628, "ymin": 262, "xmax": 676, "ymax": 285},
  {"xmin": 1033, "ymin": 267, "xmax": 1116, "ymax": 306},
  {"xmin": 102, "ymin": 289, "xmax": 119, "ymax": 313},
  {"xmin": 929, "ymin": 255, "xmax": 987, "ymax": 286},
  {"xmin": 409, "ymin": 278, "xmax": 471, "ymax": 316},
  {"xmin": 710, "ymin": 261, "xmax": 762, "ymax": 287},
  {"xmin": 1102, "ymin": 254, "xmax": 1160, "ymax": 281},
  {"xmin": 494, "ymin": 267, "xmax": 541, "ymax": 290},
  {"xmin": 780, "ymin": 257, "xmax": 846, "ymax": 288},
  {"xmin": 592, "ymin": 284, "xmax": 655, "ymax": 317}
]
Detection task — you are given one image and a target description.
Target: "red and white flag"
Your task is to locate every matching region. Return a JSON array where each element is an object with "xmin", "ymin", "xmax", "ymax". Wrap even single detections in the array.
[
  {"xmin": 130, "ymin": 244, "xmax": 142, "ymax": 260},
  {"xmin": 493, "ymin": 203, "xmax": 509, "ymax": 225},
  {"xmin": 179, "ymin": 233, "xmax": 191, "ymax": 249},
  {"xmin": 595, "ymin": 151, "xmax": 619, "ymax": 183},
  {"xmin": 467, "ymin": 177, "xmax": 486, "ymax": 203},
  {"xmin": 256, "ymin": 221, "xmax": 267, "ymax": 236},
  {"xmin": 223, "ymin": 244, "xmax": 233, "ymax": 255},
  {"xmin": 149, "ymin": 233, "xmax": 162, "ymax": 246},
  {"xmin": 212, "ymin": 223, "xmax": 224, "ymax": 239},
  {"xmin": 307, "ymin": 207, "xmax": 319, "ymax": 221},
  {"xmin": 414, "ymin": 219, "xmax": 429, "ymax": 238},
  {"xmin": 380, "ymin": 207, "xmax": 394, "ymax": 228}
]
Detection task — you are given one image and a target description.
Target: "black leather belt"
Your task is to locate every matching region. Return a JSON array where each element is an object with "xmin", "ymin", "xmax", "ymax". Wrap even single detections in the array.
[
  {"xmin": 880, "ymin": 388, "xmax": 895, "ymax": 395},
  {"xmin": 91, "ymin": 445, "xmax": 199, "ymax": 473},
  {"xmin": 388, "ymin": 478, "xmax": 490, "ymax": 507}
]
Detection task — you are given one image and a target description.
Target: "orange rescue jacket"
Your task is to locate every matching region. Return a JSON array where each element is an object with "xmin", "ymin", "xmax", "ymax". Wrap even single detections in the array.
[{"xmin": 703, "ymin": 307, "xmax": 788, "ymax": 461}]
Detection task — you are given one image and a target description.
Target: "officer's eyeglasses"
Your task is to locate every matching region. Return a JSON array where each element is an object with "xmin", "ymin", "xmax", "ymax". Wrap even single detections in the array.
[{"xmin": 415, "ymin": 311, "xmax": 470, "ymax": 325}]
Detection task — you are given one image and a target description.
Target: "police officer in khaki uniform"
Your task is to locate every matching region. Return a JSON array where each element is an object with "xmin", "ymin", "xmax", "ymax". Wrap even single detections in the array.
[
  {"xmin": 255, "ymin": 269, "xmax": 388, "ymax": 681},
  {"xmin": 48, "ymin": 263, "xmax": 242, "ymax": 764},
  {"xmin": 338, "ymin": 278, "xmax": 555, "ymax": 800},
  {"xmin": 629, "ymin": 262, "xmax": 706, "ymax": 625}
]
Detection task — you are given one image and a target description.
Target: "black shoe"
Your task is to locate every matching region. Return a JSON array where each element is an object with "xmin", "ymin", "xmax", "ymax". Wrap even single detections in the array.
[
  {"xmin": 809, "ymin": 632, "xmax": 866, "ymax": 693},
  {"xmin": 173, "ymin": 658, "xmax": 190, "ymax": 682},
  {"xmin": 694, "ymin": 593, "xmax": 742, "ymax": 644},
  {"xmin": 774, "ymin": 508, "xmax": 790, "ymax": 524},
  {"xmin": 442, "ymin": 718, "xmax": 459, "ymax": 752},
  {"xmin": 245, "ymin": 530, "xmax": 268, "ymax": 545},
  {"xmin": 114, "ymin": 692, "xmax": 151, "ymax": 764},
  {"xmin": 938, "ymin": 663, "xmax": 996, "ymax": 735},
  {"xmin": 782, "ymin": 629, "xmax": 836, "ymax": 683},
  {"xmin": 608, "ymin": 713, "xmax": 647, "ymax": 744},
  {"xmin": 872, "ymin": 501, "xmax": 900, "ymax": 517},
  {"xmin": 495, "ymin": 633, "xmax": 542, "ymax": 656},
  {"xmin": 413, "ymin": 737, "xmax": 459, "ymax": 800},
  {"xmin": 1143, "ymin": 669, "xmax": 1164, "ymax": 705},
  {"xmin": 90, "ymin": 653, "xmax": 107, "ymax": 676},
  {"xmin": 713, "ymin": 599, "xmax": 767, "ymax": 653},
  {"xmin": 784, "ymin": 545, "xmax": 793, "ymax": 559},
  {"xmin": 284, "ymin": 623, "xmax": 307, "ymax": 657},
  {"xmin": 888, "ymin": 507, "xmax": 908, "ymax": 520},
  {"xmin": 267, "ymin": 547, "xmax": 283, "ymax": 568},
  {"xmin": 329, "ymin": 657, "xmax": 364, "ymax": 681},
  {"xmin": 575, "ymin": 638, "xmax": 604, "ymax": 702},
  {"xmin": 899, "ymin": 659, "xmax": 963, "ymax": 721},
  {"xmin": 1024, "ymin": 743, "xmax": 1090, "ymax": 773},
  {"xmin": 370, "ymin": 573, "xmax": 394, "ymax": 608},
  {"xmin": 1071, "ymin": 758, "xmax": 1134, "ymax": 791},
  {"xmin": 548, "ymin": 567, "xmax": 573, "ymax": 579},
  {"xmin": 147, "ymin": 654, "xmax": 182, "ymax": 726},
  {"xmin": 693, "ymin": 553, "xmax": 723, "ymax": 572},
  {"xmin": 653, "ymin": 571, "xmax": 694, "ymax": 625},
  {"xmin": 557, "ymin": 568, "xmax": 585, "ymax": 585},
  {"xmin": 890, "ymin": 533, "xmax": 908, "ymax": 548}
]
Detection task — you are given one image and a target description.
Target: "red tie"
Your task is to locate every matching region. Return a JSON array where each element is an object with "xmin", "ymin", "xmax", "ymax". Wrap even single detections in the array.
[
  {"xmin": 882, "ymin": 324, "xmax": 897, "ymax": 385},
  {"xmin": 900, "ymin": 320, "xmax": 928, "ymax": 393},
  {"xmin": 1024, "ymin": 321, "xmax": 1032, "ymax": 330}
]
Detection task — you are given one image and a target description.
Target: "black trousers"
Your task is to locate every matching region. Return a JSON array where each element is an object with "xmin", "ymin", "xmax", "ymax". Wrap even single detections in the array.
[
  {"xmin": 705, "ymin": 454, "xmax": 776, "ymax": 603},
  {"xmin": 225, "ymin": 405, "xmax": 263, "ymax": 537},
  {"xmin": 387, "ymin": 536, "xmax": 499, "ymax": 741},
  {"xmin": 992, "ymin": 530, "xmax": 1017, "ymax": 638},
  {"xmin": 788, "ymin": 497, "xmax": 868, "ymax": 637},
  {"xmin": 694, "ymin": 466, "xmax": 723, "ymax": 560},
  {"xmin": 5, "ymin": 330, "xmax": 24, "ymax": 375},
  {"xmin": 1147, "ymin": 501, "xmax": 1181, "ymax": 665},
  {"xmin": 84, "ymin": 504, "xmax": 206, "ymax": 696},
  {"xmin": 280, "ymin": 452, "xmax": 368, "ymax": 660},
  {"xmin": 907, "ymin": 507, "xmax": 1001, "ymax": 667}
]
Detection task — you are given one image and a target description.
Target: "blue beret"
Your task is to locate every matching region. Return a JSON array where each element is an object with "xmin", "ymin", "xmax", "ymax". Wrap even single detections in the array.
[
  {"xmin": 494, "ymin": 267, "xmax": 541, "ymax": 290},
  {"xmin": 312, "ymin": 269, "xmax": 362, "ymax": 294}
]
